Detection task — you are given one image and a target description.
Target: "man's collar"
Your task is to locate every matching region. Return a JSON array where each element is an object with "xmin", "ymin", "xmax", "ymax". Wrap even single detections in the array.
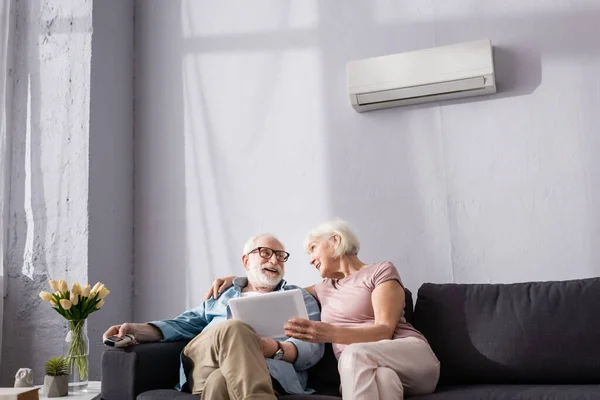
[
  {"xmin": 233, "ymin": 276, "xmax": 287, "ymax": 292},
  {"xmin": 232, "ymin": 276, "xmax": 248, "ymax": 290}
]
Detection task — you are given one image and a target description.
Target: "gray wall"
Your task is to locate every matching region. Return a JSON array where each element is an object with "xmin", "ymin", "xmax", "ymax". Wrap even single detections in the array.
[
  {"xmin": 134, "ymin": 0, "xmax": 188, "ymax": 321},
  {"xmin": 1, "ymin": 0, "xmax": 93, "ymax": 385},
  {"xmin": 133, "ymin": 0, "xmax": 600, "ymax": 321},
  {"xmin": 88, "ymin": 0, "xmax": 134, "ymax": 380}
]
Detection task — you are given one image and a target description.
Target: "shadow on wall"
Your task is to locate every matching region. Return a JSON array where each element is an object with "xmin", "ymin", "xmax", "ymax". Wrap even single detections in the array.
[
  {"xmin": 133, "ymin": 0, "xmax": 188, "ymax": 320},
  {"xmin": 582, "ymin": 54, "xmax": 600, "ymax": 274},
  {"xmin": 492, "ymin": 47, "xmax": 542, "ymax": 99}
]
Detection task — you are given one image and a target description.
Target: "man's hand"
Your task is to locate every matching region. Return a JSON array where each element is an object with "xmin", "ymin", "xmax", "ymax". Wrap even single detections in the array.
[
  {"xmin": 102, "ymin": 323, "xmax": 163, "ymax": 345},
  {"xmin": 204, "ymin": 276, "xmax": 237, "ymax": 300},
  {"xmin": 261, "ymin": 337, "xmax": 278, "ymax": 358},
  {"xmin": 103, "ymin": 323, "xmax": 137, "ymax": 343}
]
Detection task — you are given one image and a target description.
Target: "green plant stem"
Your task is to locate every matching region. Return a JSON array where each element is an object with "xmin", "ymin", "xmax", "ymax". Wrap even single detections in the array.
[{"xmin": 66, "ymin": 320, "xmax": 88, "ymax": 381}]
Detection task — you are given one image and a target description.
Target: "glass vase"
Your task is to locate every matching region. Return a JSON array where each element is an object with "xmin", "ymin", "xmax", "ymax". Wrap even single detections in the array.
[{"xmin": 64, "ymin": 319, "xmax": 89, "ymax": 393}]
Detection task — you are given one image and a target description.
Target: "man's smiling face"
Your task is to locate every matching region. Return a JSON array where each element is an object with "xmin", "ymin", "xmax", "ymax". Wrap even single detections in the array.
[{"xmin": 243, "ymin": 235, "xmax": 287, "ymax": 289}]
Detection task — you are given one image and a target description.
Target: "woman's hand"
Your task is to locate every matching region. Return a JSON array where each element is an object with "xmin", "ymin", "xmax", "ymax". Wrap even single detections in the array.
[
  {"xmin": 204, "ymin": 276, "xmax": 236, "ymax": 300},
  {"xmin": 284, "ymin": 318, "xmax": 339, "ymax": 343}
]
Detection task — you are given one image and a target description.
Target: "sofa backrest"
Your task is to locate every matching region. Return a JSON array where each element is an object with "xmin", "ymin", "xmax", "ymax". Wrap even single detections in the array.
[
  {"xmin": 413, "ymin": 277, "xmax": 600, "ymax": 385},
  {"xmin": 404, "ymin": 287, "xmax": 414, "ymax": 324},
  {"xmin": 308, "ymin": 287, "xmax": 414, "ymax": 394}
]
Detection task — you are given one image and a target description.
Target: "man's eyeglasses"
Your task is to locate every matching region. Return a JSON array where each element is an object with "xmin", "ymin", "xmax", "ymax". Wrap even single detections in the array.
[{"xmin": 247, "ymin": 247, "xmax": 290, "ymax": 262}]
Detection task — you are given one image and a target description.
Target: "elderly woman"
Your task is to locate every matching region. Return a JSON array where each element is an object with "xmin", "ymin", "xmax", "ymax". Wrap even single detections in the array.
[{"xmin": 207, "ymin": 220, "xmax": 439, "ymax": 400}]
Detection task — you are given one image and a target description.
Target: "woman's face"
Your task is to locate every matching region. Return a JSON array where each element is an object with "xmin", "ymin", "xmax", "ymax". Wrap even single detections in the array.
[{"xmin": 307, "ymin": 237, "xmax": 337, "ymax": 278}]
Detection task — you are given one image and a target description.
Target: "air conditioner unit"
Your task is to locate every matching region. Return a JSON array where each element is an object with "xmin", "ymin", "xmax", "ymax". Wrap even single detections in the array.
[{"xmin": 346, "ymin": 40, "xmax": 496, "ymax": 112}]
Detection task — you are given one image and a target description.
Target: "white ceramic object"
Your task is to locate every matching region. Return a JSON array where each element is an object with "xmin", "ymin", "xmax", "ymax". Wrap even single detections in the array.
[{"xmin": 14, "ymin": 368, "xmax": 34, "ymax": 388}]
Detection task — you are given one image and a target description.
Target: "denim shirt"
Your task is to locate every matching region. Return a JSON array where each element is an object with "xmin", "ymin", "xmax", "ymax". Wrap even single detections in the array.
[{"xmin": 149, "ymin": 278, "xmax": 324, "ymax": 395}]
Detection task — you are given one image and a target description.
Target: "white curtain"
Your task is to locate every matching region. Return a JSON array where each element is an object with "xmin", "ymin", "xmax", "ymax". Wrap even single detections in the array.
[{"xmin": 0, "ymin": 0, "xmax": 15, "ymax": 369}]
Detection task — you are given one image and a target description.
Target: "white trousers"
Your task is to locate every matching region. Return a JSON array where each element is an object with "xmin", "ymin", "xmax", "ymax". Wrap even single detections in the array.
[{"xmin": 338, "ymin": 337, "xmax": 440, "ymax": 400}]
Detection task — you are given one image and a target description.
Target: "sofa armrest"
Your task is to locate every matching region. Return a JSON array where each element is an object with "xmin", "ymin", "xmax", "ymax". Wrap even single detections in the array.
[{"xmin": 100, "ymin": 341, "xmax": 189, "ymax": 400}]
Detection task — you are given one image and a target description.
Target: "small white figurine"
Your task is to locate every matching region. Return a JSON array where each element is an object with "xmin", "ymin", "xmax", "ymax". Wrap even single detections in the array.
[{"xmin": 14, "ymin": 368, "xmax": 34, "ymax": 388}]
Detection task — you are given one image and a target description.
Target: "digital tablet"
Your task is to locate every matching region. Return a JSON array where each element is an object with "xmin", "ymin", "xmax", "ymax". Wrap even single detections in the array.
[{"xmin": 229, "ymin": 289, "xmax": 309, "ymax": 337}]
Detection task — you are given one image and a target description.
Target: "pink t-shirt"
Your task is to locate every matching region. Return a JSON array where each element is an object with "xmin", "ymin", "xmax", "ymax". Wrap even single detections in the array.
[{"xmin": 312, "ymin": 261, "xmax": 426, "ymax": 359}]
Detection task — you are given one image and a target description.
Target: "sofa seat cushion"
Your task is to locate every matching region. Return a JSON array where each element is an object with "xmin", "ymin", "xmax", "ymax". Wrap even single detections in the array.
[
  {"xmin": 414, "ymin": 384, "xmax": 600, "ymax": 400},
  {"xmin": 137, "ymin": 389, "xmax": 198, "ymax": 400},
  {"xmin": 137, "ymin": 389, "xmax": 341, "ymax": 399}
]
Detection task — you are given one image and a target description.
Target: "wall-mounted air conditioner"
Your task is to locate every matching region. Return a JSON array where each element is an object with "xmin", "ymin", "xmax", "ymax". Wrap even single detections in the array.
[{"xmin": 346, "ymin": 40, "xmax": 496, "ymax": 112}]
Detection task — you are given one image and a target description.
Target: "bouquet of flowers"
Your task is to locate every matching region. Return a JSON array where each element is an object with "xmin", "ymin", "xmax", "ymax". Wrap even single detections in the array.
[{"xmin": 39, "ymin": 280, "xmax": 110, "ymax": 384}]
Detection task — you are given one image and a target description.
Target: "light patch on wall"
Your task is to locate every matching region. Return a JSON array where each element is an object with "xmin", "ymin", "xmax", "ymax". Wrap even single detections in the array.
[
  {"xmin": 181, "ymin": 47, "xmax": 329, "ymax": 305},
  {"xmin": 22, "ymin": 75, "xmax": 34, "ymax": 280},
  {"xmin": 180, "ymin": 0, "xmax": 319, "ymax": 38},
  {"xmin": 52, "ymin": 0, "xmax": 92, "ymax": 19}
]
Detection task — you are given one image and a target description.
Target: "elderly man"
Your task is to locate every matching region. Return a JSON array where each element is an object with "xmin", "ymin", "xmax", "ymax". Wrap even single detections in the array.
[{"xmin": 103, "ymin": 234, "xmax": 324, "ymax": 399}]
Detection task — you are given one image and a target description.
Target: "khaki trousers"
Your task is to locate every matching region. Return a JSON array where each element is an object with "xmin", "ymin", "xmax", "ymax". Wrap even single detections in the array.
[
  {"xmin": 338, "ymin": 337, "xmax": 440, "ymax": 400},
  {"xmin": 182, "ymin": 320, "xmax": 277, "ymax": 400}
]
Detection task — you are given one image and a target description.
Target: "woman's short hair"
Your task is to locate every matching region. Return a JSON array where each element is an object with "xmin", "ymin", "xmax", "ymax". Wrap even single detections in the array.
[{"xmin": 303, "ymin": 219, "xmax": 360, "ymax": 257}]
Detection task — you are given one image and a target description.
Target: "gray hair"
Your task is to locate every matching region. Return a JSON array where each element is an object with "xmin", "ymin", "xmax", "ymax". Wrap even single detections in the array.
[
  {"xmin": 303, "ymin": 219, "xmax": 360, "ymax": 257},
  {"xmin": 242, "ymin": 233, "xmax": 284, "ymax": 255}
]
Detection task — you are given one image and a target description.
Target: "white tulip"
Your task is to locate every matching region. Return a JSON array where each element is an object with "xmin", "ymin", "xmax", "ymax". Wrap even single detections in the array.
[
  {"xmin": 98, "ymin": 287, "xmax": 110, "ymax": 299},
  {"xmin": 95, "ymin": 299, "xmax": 105, "ymax": 309},
  {"xmin": 60, "ymin": 299, "xmax": 72, "ymax": 310},
  {"xmin": 70, "ymin": 293, "xmax": 79, "ymax": 306},
  {"xmin": 59, "ymin": 280, "xmax": 69, "ymax": 293},
  {"xmin": 82, "ymin": 284, "xmax": 91, "ymax": 297},
  {"xmin": 90, "ymin": 282, "xmax": 102, "ymax": 295},
  {"xmin": 48, "ymin": 280, "xmax": 60, "ymax": 292},
  {"xmin": 71, "ymin": 282, "xmax": 82, "ymax": 295},
  {"xmin": 39, "ymin": 291, "xmax": 54, "ymax": 303}
]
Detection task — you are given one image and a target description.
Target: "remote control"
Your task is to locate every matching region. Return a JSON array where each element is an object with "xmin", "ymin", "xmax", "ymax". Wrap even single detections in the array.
[{"xmin": 104, "ymin": 334, "xmax": 135, "ymax": 348}]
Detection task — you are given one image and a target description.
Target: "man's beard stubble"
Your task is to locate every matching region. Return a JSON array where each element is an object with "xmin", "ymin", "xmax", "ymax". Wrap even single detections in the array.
[{"xmin": 247, "ymin": 261, "xmax": 283, "ymax": 289}]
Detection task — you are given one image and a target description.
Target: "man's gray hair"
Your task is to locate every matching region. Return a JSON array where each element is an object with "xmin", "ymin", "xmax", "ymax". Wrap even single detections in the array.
[
  {"xmin": 242, "ymin": 233, "xmax": 284, "ymax": 255},
  {"xmin": 303, "ymin": 219, "xmax": 360, "ymax": 257}
]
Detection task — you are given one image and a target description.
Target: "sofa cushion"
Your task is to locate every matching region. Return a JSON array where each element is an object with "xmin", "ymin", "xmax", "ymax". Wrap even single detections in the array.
[
  {"xmin": 413, "ymin": 278, "xmax": 600, "ymax": 385},
  {"xmin": 403, "ymin": 288, "xmax": 414, "ymax": 324},
  {"xmin": 102, "ymin": 340, "xmax": 189, "ymax": 400},
  {"xmin": 413, "ymin": 384, "xmax": 600, "ymax": 400},
  {"xmin": 307, "ymin": 343, "xmax": 340, "ymax": 396},
  {"xmin": 137, "ymin": 389, "xmax": 197, "ymax": 400}
]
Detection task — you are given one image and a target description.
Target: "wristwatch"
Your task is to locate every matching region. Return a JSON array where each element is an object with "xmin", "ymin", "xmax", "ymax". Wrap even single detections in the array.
[{"xmin": 271, "ymin": 341, "xmax": 284, "ymax": 360}]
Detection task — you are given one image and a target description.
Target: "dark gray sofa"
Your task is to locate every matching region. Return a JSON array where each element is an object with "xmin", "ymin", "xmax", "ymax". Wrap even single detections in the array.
[{"xmin": 101, "ymin": 278, "xmax": 600, "ymax": 399}]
